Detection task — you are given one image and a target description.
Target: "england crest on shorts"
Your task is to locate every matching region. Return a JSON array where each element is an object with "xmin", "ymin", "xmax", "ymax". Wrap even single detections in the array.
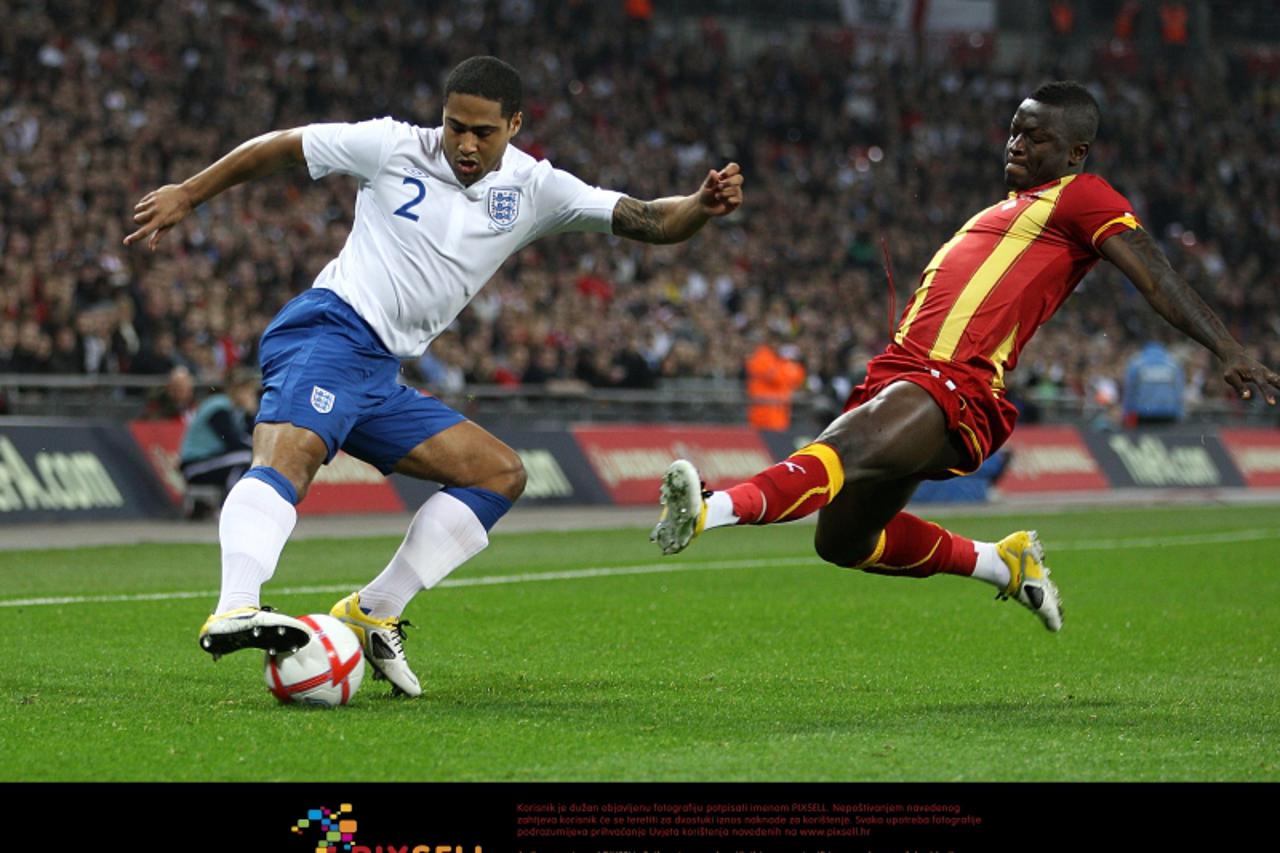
[
  {"xmin": 311, "ymin": 385, "xmax": 336, "ymax": 414},
  {"xmin": 487, "ymin": 187, "xmax": 520, "ymax": 231}
]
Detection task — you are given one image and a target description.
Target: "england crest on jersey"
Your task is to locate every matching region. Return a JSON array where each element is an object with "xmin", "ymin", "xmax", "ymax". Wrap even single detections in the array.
[
  {"xmin": 311, "ymin": 385, "xmax": 336, "ymax": 414},
  {"xmin": 488, "ymin": 187, "xmax": 520, "ymax": 231}
]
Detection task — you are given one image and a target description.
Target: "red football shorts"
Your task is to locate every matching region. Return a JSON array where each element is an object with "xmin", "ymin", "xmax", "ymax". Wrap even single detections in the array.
[{"xmin": 843, "ymin": 345, "xmax": 1018, "ymax": 478}]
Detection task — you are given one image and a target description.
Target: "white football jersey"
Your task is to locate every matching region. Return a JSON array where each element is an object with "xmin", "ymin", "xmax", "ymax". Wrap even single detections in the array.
[{"xmin": 301, "ymin": 117, "xmax": 622, "ymax": 358}]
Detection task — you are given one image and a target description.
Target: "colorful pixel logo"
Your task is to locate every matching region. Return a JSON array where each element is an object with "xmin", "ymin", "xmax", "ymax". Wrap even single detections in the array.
[{"xmin": 292, "ymin": 803, "xmax": 357, "ymax": 852}]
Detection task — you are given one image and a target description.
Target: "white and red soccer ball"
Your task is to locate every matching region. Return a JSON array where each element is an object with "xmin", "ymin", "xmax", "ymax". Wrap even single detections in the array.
[{"xmin": 264, "ymin": 614, "xmax": 364, "ymax": 707}]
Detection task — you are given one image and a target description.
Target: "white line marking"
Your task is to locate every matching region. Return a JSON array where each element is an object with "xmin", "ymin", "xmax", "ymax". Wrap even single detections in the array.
[
  {"xmin": 1057, "ymin": 529, "xmax": 1280, "ymax": 550},
  {"xmin": 2, "ymin": 529, "xmax": 1277, "ymax": 609},
  {"xmin": 0, "ymin": 558, "xmax": 814, "ymax": 609}
]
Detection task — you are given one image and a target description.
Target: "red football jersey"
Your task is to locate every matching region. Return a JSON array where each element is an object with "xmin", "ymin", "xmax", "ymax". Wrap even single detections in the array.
[{"xmin": 894, "ymin": 173, "xmax": 1140, "ymax": 391}]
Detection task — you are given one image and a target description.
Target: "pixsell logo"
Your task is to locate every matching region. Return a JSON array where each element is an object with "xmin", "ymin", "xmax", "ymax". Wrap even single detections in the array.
[
  {"xmin": 290, "ymin": 804, "xmax": 481, "ymax": 853},
  {"xmin": 292, "ymin": 803, "xmax": 358, "ymax": 850}
]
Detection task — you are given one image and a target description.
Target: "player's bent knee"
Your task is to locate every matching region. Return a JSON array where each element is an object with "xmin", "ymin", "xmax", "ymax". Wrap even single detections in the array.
[
  {"xmin": 251, "ymin": 455, "xmax": 317, "ymax": 502},
  {"xmin": 494, "ymin": 454, "xmax": 527, "ymax": 502},
  {"xmin": 250, "ymin": 423, "xmax": 325, "ymax": 502},
  {"xmin": 814, "ymin": 531, "xmax": 880, "ymax": 568},
  {"xmin": 467, "ymin": 445, "xmax": 526, "ymax": 501}
]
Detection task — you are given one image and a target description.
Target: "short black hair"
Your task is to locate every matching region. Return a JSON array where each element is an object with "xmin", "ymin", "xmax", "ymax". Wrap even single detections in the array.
[
  {"xmin": 445, "ymin": 56, "xmax": 523, "ymax": 118},
  {"xmin": 1029, "ymin": 80, "xmax": 1100, "ymax": 145}
]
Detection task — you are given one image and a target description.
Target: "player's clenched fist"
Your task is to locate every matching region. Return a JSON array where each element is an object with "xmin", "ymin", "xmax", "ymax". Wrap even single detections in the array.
[{"xmin": 698, "ymin": 162, "xmax": 744, "ymax": 217}]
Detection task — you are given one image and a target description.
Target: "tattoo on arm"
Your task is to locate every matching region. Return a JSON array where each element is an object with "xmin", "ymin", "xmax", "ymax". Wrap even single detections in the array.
[
  {"xmin": 1114, "ymin": 228, "xmax": 1239, "ymax": 357},
  {"xmin": 612, "ymin": 196, "xmax": 669, "ymax": 244}
]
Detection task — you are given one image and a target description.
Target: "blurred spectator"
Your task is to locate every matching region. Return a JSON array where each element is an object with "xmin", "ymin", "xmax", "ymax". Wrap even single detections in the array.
[
  {"xmin": 574, "ymin": 347, "xmax": 622, "ymax": 388},
  {"xmin": 522, "ymin": 347, "xmax": 563, "ymax": 385},
  {"xmin": 143, "ymin": 365, "xmax": 197, "ymax": 421},
  {"xmin": 0, "ymin": 321, "xmax": 18, "ymax": 372},
  {"xmin": 11, "ymin": 321, "xmax": 51, "ymax": 373},
  {"xmin": 77, "ymin": 304, "xmax": 118, "ymax": 374},
  {"xmin": 414, "ymin": 334, "xmax": 466, "ymax": 396},
  {"xmin": 130, "ymin": 329, "xmax": 183, "ymax": 376},
  {"xmin": 1123, "ymin": 341, "xmax": 1186, "ymax": 425},
  {"xmin": 625, "ymin": 0, "xmax": 654, "ymax": 23},
  {"xmin": 745, "ymin": 334, "xmax": 807, "ymax": 431},
  {"xmin": 615, "ymin": 338, "xmax": 658, "ymax": 389},
  {"xmin": 1159, "ymin": 2, "xmax": 1189, "ymax": 45},
  {"xmin": 1159, "ymin": 1, "xmax": 1190, "ymax": 68},
  {"xmin": 1050, "ymin": 1, "xmax": 1076, "ymax": 41},
  {"xmin": 1115, "ymin": 0, "xmax": 1142, "ymax": 41},
  {"xmin": 179, "ymin": 368, "xmax": 260, "ymax": 517},
  {"xmin": 47, "ymin": 325, "xmax": 83, "ymax": 374}
]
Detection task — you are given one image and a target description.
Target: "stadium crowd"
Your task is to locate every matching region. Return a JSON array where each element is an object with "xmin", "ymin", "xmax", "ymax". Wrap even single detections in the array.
[{"xmin": 2, "ymin": 0, "xmax": 1279, "ymax": 425}]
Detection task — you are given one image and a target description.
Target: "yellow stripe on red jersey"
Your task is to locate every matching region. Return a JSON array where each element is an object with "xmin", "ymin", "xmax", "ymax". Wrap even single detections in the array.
[{"xmin": 894, "ymin": 173, "xmax": 1140, "ymax": 389}]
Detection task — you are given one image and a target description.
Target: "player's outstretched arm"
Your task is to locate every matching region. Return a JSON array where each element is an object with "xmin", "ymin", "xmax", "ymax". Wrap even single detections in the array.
[
  {"xmin": 611, "ymin": 162, "xmax": 743, "ymax": 245},
  {"xmin": 124, "ymin": 128, "xmax": 306, "ymax": 251},
  {"xmin": 1101, "ymin": 227, "xmax": 1280, "ymax": 404}
]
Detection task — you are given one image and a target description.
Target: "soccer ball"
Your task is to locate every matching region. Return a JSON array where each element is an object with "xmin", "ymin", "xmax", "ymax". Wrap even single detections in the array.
[{"xmin": 264, "ymin": 614, "xmax": 364, "ymax": 707}]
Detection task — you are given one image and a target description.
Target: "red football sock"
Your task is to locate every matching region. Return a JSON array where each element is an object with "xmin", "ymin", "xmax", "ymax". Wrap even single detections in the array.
[
  {"xmin": 849, "ymin": 512, "xmax": 978, "ymax": 578},
  {"xmin": 726, "ymin": 442, "xmax": 844, "ymax": 524}
]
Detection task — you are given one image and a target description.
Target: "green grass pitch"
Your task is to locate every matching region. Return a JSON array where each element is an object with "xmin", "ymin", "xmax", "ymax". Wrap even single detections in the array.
[{"xmin": 2, "ymin": 504, "xmax": 1278, "ymax": 782}]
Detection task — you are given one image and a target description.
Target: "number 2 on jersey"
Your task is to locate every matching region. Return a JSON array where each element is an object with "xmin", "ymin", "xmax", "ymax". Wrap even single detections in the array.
[{"xmin": 394, "ymin": 177, "xmax": 426, "ymax": 221}]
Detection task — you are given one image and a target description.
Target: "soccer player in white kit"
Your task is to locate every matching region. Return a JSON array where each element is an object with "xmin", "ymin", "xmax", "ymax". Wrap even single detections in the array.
[{"xmin": 124, "ymin": 56, "xmax": 744, "ymax": 696}]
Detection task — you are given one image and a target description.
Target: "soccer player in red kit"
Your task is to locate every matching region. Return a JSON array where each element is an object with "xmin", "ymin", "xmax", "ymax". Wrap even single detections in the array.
[{"xmin": 651, "ymin": 81, "xmax": 1280, "ymax": 631}]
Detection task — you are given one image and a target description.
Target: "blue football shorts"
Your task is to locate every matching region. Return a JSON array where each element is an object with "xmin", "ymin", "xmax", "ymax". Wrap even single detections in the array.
[{"xmin": 256, "ymin": 288, "xmax": 466, "ymax": 474}]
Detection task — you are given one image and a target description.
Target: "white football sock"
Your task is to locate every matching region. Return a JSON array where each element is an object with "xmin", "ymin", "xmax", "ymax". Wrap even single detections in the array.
[
  {"xmin": 703, "ymin": 491, "xmax": 739, "ymax": 530},
  {"xmin": 215, "ymin": 477, "xmax": 297, "ymax": 613},
  {"xmin": 359, "ymin": 492, "xmax": 489, "ymax": 618},
  {"xmin": 970, "ymin": 541, "xmax": 1012, "ymax": 590},
  {"xmin": 356, "ymin": 553, "xmax": 425, "ymax": 621}
]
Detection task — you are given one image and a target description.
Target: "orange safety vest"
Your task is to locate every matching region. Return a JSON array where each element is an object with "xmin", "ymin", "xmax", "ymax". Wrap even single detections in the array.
[
  {"xmin": 1159, "ymin": 3, "xmax": 1189, "ymax": 45},
  {"xmin": 1115, "ymin": 1, "xmax": 1140, "ymax": 40},
  {"xmin": 1050, "ymin": 1, "xmax": 1075, "ymax": 36},
  {"xmin": 625, "ymin": 0, "xmax": 653, "ymax": 21},
  {"xmin": 745, "ymin": 344, "xmax": 806, "ymax": 431}
]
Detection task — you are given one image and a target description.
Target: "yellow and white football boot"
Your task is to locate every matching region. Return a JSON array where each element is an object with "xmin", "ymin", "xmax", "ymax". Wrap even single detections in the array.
[
  {"xmin": 330, "ymin": 593, "xmax": 422, "ymax": 697},
  {"xmin": 995, "ymin": 530, "xmax": 1063, "ymax": 632},
  {"xmin": 198, "ymin": 606, "xmax": 311, "ymax": 660}
]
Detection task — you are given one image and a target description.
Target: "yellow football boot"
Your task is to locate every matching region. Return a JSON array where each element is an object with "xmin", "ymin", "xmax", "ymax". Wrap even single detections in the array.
[
  {"xmin": 995, "ymin": 530, "xmax": 1063, "ymax": 632},
  {"xmin": 330, "ymin": 593, "xmax": 421, "ymax": 697}
]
